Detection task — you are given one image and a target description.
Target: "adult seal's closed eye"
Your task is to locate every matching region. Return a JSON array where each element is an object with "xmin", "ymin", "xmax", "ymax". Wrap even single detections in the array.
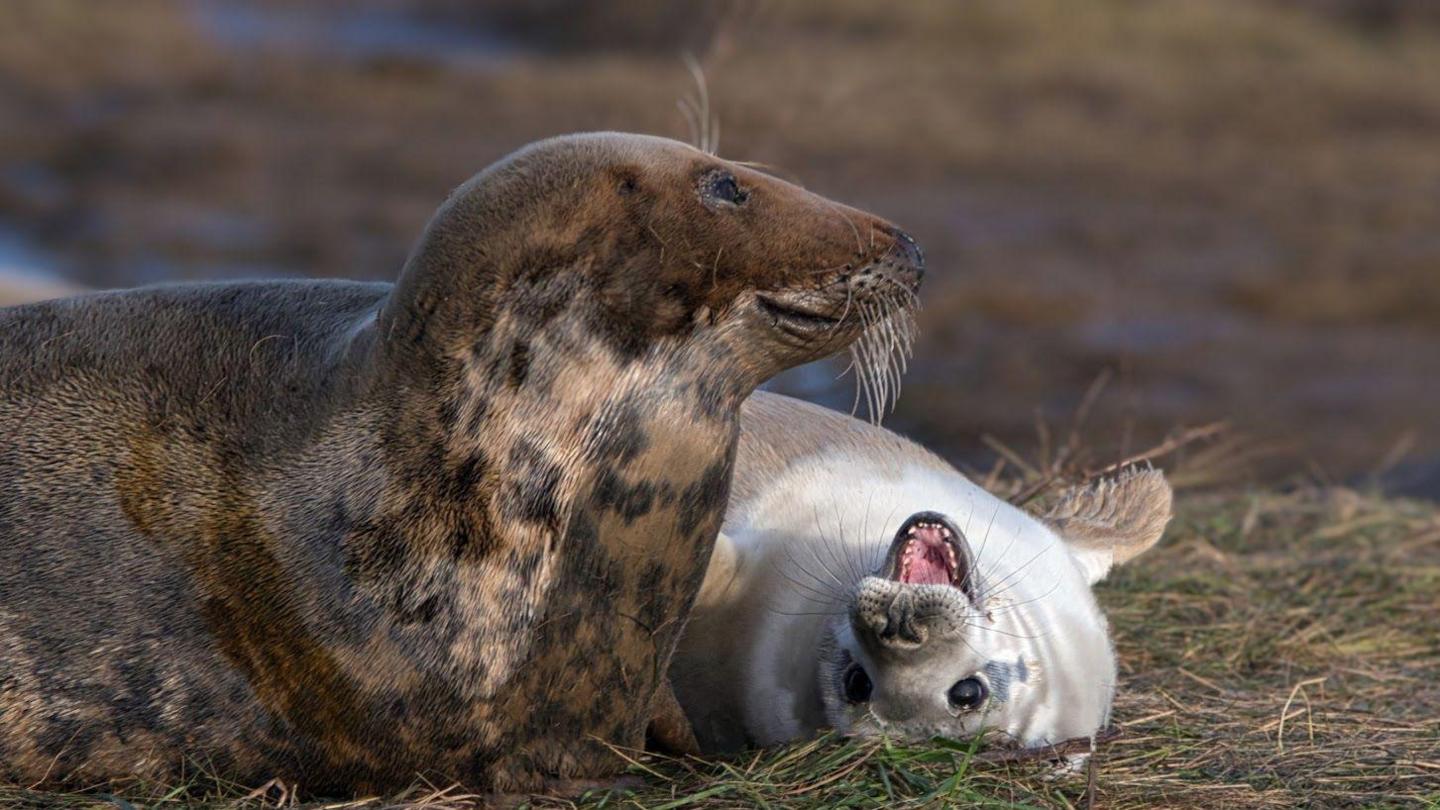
[{"xmin": 0, "ymin": 133, "xmax": 923, "ymax": 793}]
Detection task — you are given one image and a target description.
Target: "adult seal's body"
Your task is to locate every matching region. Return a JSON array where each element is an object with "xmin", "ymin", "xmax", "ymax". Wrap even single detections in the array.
[
  {"xmin": 672, "ymin": 393, "xmax": 1171, "ymax": 754},
  {"xmin": 0, "ymin": 133, "xmax": 923, "ymax": 792}
]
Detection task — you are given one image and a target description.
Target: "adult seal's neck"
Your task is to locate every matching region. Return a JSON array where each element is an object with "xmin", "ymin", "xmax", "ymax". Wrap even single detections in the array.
[
  {"xmin": 339, "ymin": 167, "xmax": 752, "ymax": 600},
  {"xmin": 364, "ymin": 192, "xmax": 750, "ymax": 467},
  {"xmin": 376, "ymin": 169, "xmax": 516, "ymax": 375}
]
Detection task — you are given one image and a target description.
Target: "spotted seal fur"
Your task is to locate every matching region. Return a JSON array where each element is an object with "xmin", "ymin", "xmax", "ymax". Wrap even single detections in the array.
[{"xmin": 0, "ymin": 133, "xmax": 923, "ymax": 793}]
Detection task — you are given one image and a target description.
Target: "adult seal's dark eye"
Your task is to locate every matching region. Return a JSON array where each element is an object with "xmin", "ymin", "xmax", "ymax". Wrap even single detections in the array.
[
  {"xmin": 948, "ymin": 677, "xmax": 988, "ymax": 711},
  {"xmin": 705, "ymin": 171, "xmax": 746, "ymax": 205},
  {"xmin": 842, "ymin": 665, "xmax": 873, "ymax": 704}
]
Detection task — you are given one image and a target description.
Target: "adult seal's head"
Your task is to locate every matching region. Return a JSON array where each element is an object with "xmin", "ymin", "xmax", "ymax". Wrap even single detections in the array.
[
  {"xmin": 380, "ymin": 132, "xmax": 923, "ymax": 394},
  {"xmin": 0, "ymin": 132, "xmax": 923, "ymax": 795}
]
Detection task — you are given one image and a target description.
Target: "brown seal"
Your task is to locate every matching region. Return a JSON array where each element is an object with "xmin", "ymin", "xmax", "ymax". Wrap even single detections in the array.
[{"xmin": 0, "ymin": 132, "xmax": 923, "ymax": 794}]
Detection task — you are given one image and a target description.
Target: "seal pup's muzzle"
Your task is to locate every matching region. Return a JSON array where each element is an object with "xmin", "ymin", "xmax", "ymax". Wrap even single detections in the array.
[{"xmin": 854, "ymin": 511, "xmax": 983, "ymax": 651}]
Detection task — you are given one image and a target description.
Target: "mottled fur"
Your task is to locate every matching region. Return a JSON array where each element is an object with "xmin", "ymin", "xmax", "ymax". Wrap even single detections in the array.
[{"xmin": 0, "ymin": 133, "xmax": 921, "ymax": 792}]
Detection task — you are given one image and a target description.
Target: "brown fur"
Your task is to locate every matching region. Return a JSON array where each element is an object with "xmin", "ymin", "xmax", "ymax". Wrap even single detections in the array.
[{"xmin": 0, "ymin": 133, "xmax": 921, "ymax": 793}]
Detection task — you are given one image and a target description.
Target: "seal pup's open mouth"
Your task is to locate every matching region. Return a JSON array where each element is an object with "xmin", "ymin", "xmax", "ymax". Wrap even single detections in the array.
[{"xmin": 880, "ymin": 512, "xmax": 970, "ymax": 589}]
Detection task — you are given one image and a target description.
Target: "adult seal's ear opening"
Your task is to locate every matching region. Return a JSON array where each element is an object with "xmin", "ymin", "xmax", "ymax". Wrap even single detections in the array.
[{"xmin": 0, "ymin": 132, "xmax": 923, "ymax": 795}]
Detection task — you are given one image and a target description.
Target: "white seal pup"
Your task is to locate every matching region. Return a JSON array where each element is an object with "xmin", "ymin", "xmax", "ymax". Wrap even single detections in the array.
[{"xmin": 671, "ymin": 391, "xmax": 1172, "ymax": 753}]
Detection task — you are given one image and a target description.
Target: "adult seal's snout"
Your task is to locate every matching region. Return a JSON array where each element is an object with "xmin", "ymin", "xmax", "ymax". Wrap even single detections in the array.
[{"xmin": 0, "ymin": 132, "xmax": 921, "ymax": 794}]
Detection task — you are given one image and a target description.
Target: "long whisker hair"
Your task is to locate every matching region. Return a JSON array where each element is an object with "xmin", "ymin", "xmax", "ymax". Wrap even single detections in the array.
[
  {"xmin": 838, "ymin": 276, "xmax": 920, "ymax": 425},
  {"xmin": 678, "ymin": 53, "xmax": 720, "ymax": 156}
]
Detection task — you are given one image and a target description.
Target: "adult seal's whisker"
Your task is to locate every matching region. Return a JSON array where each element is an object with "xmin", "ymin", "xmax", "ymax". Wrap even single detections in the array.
[{"xmin": 841, "ymin": 289, "xmax": 918, "ymax": 423}]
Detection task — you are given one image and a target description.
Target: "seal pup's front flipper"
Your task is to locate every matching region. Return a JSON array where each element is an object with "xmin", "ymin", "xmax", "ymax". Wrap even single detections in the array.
[
  {"xmin": 694, "ymin": 530, "xmax": 741, "ymax": 609},
  {"xmin": 646, "ymin": 678, "xmax": 701, "ymax": 756}
]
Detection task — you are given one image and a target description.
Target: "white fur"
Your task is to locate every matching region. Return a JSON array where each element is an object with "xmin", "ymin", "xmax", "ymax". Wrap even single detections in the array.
[{"xmin": 673, "ymin": 448, "xmax": 1119, "ymax": 752}]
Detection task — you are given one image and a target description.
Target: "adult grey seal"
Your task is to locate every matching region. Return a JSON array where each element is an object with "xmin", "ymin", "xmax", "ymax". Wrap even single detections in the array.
[
  {"xmin": 0, "ymin": 133, "xmax": 923, "ymax": 793},
  {"xmin": 672, "ymin": 393, "xmax": 1171, "ymax": 754}
]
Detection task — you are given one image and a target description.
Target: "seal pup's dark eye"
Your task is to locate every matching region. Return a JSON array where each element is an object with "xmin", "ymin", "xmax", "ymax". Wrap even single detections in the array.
[
  {"xmin": 703, "ymin": 171, "xmax": 747, "ymax": 206},
  {"xmin": 842, "ymin": 665, "xmax": 873, "ymax": 704},
  {"xmin": 948, "ymin": 677, "xmax": 988, "ymax": 711}
]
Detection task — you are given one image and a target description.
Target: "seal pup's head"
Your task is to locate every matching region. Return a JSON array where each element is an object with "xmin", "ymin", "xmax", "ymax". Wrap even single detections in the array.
[
  {"xmin": 380, "ymin": 132, "xmax": 922, "ymax": 398},
  {"xmin": 818, "ymin": 469, "xmax": 1172, "ymax": 750}
]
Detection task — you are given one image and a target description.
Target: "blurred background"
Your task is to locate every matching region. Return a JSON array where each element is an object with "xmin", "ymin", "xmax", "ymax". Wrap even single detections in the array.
[{"xmin": 1, "ymin": 0, "xmax": 1437, "ymax": 496}]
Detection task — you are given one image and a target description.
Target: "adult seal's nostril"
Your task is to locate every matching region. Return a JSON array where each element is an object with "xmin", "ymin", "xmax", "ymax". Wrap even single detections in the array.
[{"xmin": 891, "ymin": 228, "xmax": 924, "ymax": 271}]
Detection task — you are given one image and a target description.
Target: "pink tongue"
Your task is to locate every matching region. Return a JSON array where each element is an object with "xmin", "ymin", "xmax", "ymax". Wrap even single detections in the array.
[{"xmin": 901, "ymin": 539, "xmax": 951, "ymax": 585}]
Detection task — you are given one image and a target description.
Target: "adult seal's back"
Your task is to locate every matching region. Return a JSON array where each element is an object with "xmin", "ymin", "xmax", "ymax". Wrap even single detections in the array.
[{"xmin": 0, "ymin": 133, "xmax": 923, "ymax": 793}]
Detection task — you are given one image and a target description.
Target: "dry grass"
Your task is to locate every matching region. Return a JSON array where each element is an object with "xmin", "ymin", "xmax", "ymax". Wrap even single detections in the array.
[{"xmin": 3, "ymin": 486, "xmax": 1435, "ymax": 808}]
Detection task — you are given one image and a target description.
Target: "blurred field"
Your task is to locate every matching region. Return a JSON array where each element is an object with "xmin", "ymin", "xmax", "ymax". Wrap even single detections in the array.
[{"xmin": 1, "ymin": 0, "xmax": 1438, "ymax": 492}]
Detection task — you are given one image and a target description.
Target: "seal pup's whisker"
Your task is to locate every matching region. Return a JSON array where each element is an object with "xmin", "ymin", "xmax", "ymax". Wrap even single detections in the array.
[
  {"xmin": 774, "ymin": 565, "xmax": 853, "ymax": 609},
  {"xmin": 977, "ymin": 514, "xmax": 1061, "ymax": 604},
  {"xmin": 826, "ymin": 497, "xmax": 868, "ymax": 586},
  {"xmin": 812, "ymin": 503, "xmax": 855, "ymax": 588},
  {"xmin": 983, "ymin": 572, "xmax": 1068, "ymax": 614},
  {"xmin": 777, "ymin": 541, "xmax": 855, "ymax": 600},
  {"xmin": 976, "ymin": 513, "xmax": 1026, "ymax": 600},
  {"xmin": 779, "ymin": 542, "xmax": 854, "ymax": 605},
  {"xmin": 970, "ymin": 504, "xmax": 1003, "ymax": 596},
  {"xmin": 803, "ymin": 507, "xmax": 855, "ymax": 594}
]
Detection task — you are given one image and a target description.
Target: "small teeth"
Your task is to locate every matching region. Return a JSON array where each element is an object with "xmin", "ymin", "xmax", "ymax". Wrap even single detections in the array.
[
  {"xmin": 897, "ymin": 525, "xmax": 961, "ymax": 583},
  {"xmin": 905, "ymin": 521, "xmax": 953, "ymax": 538}
]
